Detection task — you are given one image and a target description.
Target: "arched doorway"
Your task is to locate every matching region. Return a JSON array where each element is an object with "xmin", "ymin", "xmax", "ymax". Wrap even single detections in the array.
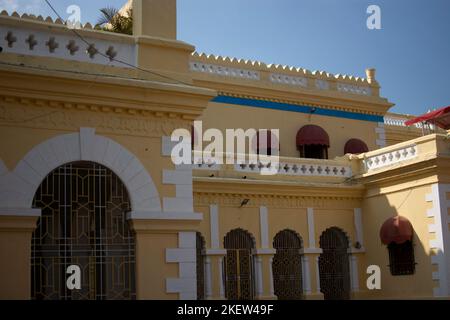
[
  {"xmin": 223, "ymin": 229, "xmax": 255, "ymax": 300},
  {"xmin": 31, "ymin": 161, "xmax": 136, "ymax": 300},
  {"xmin": 272, "ymin": 229, "xmax": 303, "ymax": 300},
  {"xmin": 318, "ymin": 227, "xmax": 350, "ymax": 300}
]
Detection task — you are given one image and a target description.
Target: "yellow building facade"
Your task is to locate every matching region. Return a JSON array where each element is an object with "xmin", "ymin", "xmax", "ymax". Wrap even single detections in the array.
[{"xmin": 0, "ymin": 0, "xmax": 449, "ymax": 300}]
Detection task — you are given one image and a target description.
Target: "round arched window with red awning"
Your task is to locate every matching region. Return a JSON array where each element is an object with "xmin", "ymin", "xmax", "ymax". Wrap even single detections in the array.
[
  {"xmin": 380, "ymin": 216, "xmax": 414, "ymax": 245},
  {"xmin": 296, "ymin": 125, "xmax": 329, "ymax": 159},
  {"xmin": 344, "ymin": 139, "xmax": 369, "ymax": 155},
  {"xmin": 296, "ymin": 125, "xmax": 330, "ymax": 147}
]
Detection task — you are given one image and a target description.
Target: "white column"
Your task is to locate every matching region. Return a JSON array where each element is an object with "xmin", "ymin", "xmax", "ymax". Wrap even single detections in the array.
[
  {"xmin": 315, "ymin": 256, "xmax": 321, "ymax": 293},
  {"xmin": 205, "ymin": 257, "xmax": 212, "ymax": 299},
  {"xmin": 255, "ymin": 257, "xmax": 264, "ymax": 297},
  {"xmin": 269, "ymin": 256, "xmax": 275, "ymax": 297},
  {"xmin": 210, "ymin": 204, "xmax": 219, "ymax": 249},
  {"xmin": 301, "ymin": 255, "xmax": 312, "ymax": 295},
  {"xmin": 354, "ymin": 208, "xmax": 363, "ymax": 247},
  {"xmin": 260, "ymin": 206, "xmax": 269, "ymax": 248},
  {"xmin": 307, "ymin": 208, "xmax": 316, "ymax": 248},
  {"xmin": 218, "ymin": 256, "xmax": 225, "ymax": 299},
  {"xmin": 349, "ymin": 255, "xmax": 359, "ymax": 292}
]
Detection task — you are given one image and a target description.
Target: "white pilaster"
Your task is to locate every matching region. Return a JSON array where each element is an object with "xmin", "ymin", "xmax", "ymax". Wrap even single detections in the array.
[
  {"xmin": 205, "ymin": 257, "xmax": 212, "ymax": 299},
  {"xmin": 255, "ymin": 257, "xmax": 264, "ymax": 297},
  {"xmin": 218, "ymin": 256, "xmax": 225, "ymax": 299},
  {"xmin": 307, "ymin": 208, "xmax": 316, "ymax": 248},
  {"xmin": 315, "ymin": 256, "xmax": 321, "ymax": 293},
  {"xmin": 260, "ymin": 206, "xmax": 269, "ymax": 248},
  {"xmin": 210, "ymin": 204, "xmax": 219, "ymax": 249},
  {"xmin": 302, "ymin": 255, "xmax": 312, "ymax": 295},
  {"xmin": 354, "ymin": 208, "xmax": 363, "ymax": 247},
  {"xmin": 349, "ymin": 255, "xmax": 359, "ymax": 292}
]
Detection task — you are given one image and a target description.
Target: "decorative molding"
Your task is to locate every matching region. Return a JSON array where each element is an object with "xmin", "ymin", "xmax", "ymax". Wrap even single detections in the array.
[
  {"xmin": 212, "ymin": 95, "xmax": 384, "ymax": 123},
  {"xmin": 364, "ymin": 144, "xmax": 418, "ymax": 172},
  {"xmin": 190, "ymin": 61, "xmax": 260, "ymax": 80},
  {"xmin": 0, "ymin": 24, "xmax": 136, "ymax": 67},
  {"xmin": 194, "ymin": 193, "xmax": 328, "ymax": 208},
  {"xmin": 127, "ymin": 211, "xmax": 202, "ymax": 221},
  {"xmin": 337, "ymin": 83, "xmax": 371, "ymax": 96},
  {"xmin": 0, "ymin": 100, "xmax": 190, "ymax": 138},
  {"xmin": 235, "ymin": 161, "xmax": 352, "ymax": 178},
  {"xmin": 0, "ymin": 128, "xmax": 161, "ymax": 214},
  {"xmin": 425, "ymin": 184, "xmax": 450, "ymax": 297},
  {"xmin": 270, "ymin": 73, "xmax": 307, "ymax": 87}
]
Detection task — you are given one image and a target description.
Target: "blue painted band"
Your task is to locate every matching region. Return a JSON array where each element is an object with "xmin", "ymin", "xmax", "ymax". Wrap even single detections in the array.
[{"xmin": 212, "ymin": 95, "xmax": 384, "ymax": 123}]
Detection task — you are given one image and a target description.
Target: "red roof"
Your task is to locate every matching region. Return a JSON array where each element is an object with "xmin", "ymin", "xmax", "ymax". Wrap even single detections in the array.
[
  {"xmin": 296, "ymin": 125, "xmax": 330, "ymax": 147},
  {"xmin": 344, "ymin": 139, "xmax": 369, "ymax": 154},
  {"xmin": 404, "ymin": 106, "xmax": 450, "ymax": 130},
  {"xmin": 380, "ymin": 216, "xmax": 413, "ymax": 245}
]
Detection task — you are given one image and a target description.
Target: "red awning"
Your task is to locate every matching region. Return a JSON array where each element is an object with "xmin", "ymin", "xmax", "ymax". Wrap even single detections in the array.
[
  {"xmin": 405, "ymin": 106, "xmax": 450, "ymax": 130},
  {"xmin": 296, "ymin": 125, "xmax": 330, "ymax": 147},
  {"xmin": 380, "ymin": 216, "xmax": 413, "ymax": 245},
  {"xmin": 344, "ymin": 139, "xmax": 369, "ymax": 154}
]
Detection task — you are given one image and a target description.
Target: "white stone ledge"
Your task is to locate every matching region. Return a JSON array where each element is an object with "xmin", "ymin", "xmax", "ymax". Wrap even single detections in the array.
[
  {"xmin": 0, "ymin": 208, "xmax": 41, "ymax": 216},
  {"xmin": 163, "ymin": 170, "xmax": 193, "ymax": 185},
  {"xmin": 166, "ymin": 278, "xmax": 196, "ymax": 294},
  {"xmin": 163, "ymin": 197, "xmax": 193, "ymax": 213},
  {"xmin": 166, "ymin": 248, "xmax": 196, "ymax": 263}
]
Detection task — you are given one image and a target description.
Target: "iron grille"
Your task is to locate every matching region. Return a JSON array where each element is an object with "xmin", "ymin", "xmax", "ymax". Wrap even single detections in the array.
[
  {"xmin": 318, "ymin": 227, "xmax": 350, "ymax": 300},
  {"xmin": 223, "ymin": 229, "xmax": 255, "ymax": 300},
  {"xmin": 196, "ymin": 232, "xmax": 206, "ymax": 300},
  {"xmin": 272, "ymin": 230, "xmax": 303, "ymax": 300},
  {"xmin": 31, "ymin": 162, "xmax": 136, "ymax": 300},
  {"xmin": 388, "ymin": 241, "xmax": 416, "ymax": 275}
]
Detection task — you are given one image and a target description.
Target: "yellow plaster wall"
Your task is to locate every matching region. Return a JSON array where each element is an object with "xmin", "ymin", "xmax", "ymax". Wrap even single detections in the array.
[
  {"xmin": 362, "ymin": 183, "xmax": 435, "ymax": 298},
  {"xmin": 198, "ymin": 102, "xmax": 379, "ymax": 159}
]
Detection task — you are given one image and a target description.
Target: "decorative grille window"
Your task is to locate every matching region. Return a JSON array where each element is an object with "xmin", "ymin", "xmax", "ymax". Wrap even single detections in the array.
[
  {"xmin": 223, "ymin": 229, "xmax": 255, "ymax": 300},
  {"xmin": 318, "ymin": 227, "xmax": 350, "ymax": 300},
  {"xmin": 272, "ymin": 230, "xmax": 303, "ymax": 300},
  {"xmin": 388, "ymin": 241, "xmax": 415, "ymax": 276},
  {"xmin": 196, "ymin": 232, "xmax": 206, "ymax": 300},
  {"xmin": 31, "ymin": 162, "xmax": 136, "ymax": 300}
]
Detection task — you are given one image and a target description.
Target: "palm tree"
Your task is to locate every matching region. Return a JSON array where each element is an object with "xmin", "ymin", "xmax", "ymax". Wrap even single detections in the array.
[{"xmin": 97, "ymin": 7, "xmax": 133, "ymax": 35}]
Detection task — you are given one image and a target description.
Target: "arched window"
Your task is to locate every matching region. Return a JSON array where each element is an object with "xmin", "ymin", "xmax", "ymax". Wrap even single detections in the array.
[
  {"xmin": 196, "ymin": 232, "xmax": 206, "ymax": 300},
  {"xmin": 223, "ymin": 229, "xmax": 255, "ymax": 300},
  {"xmin": 318, "ymin": 227, "xmax": 350, "ymax": 300},
  {"xmin": 388, "ymin": 241, "xmax": 415, "ymax": 275},
  {"xmin": 380, "ymin": 216, "xmax": 415, "ymax": 276},
  {"xmin": 344, "ymin": 139, "xmax": 369, "ymax": 155},
  {"xmin": 31, "ymin": 161, "xmax": 135, "ymax": 300},
  {"xmin": 296, "ymin": 125, "xmax": 329, "ymax": 159},
  {"xmin": 272, "ymin": 230, "xmax": 303, "ymax": 300}
]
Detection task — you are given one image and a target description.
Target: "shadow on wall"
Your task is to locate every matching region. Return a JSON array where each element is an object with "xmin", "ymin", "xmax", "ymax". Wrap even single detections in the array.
[{"xmin": 362, "ymin": 188, "xmax": 439, "ymax": 299}]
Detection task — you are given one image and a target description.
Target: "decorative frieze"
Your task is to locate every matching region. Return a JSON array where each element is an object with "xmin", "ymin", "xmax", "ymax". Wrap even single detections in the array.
[
  {"xmin": 270, "ymin": 73, "xmax": 307, "ymax": 87},
  {"xmin": 189, "ymin": 61, "xmax": 260, "ymax": 80},
  {"xmin": 337, "ymin": 83, "xmax": 371, "ymax": 96},
  {"xmin": 364, "ymin": 144, "xmax": 418, "ymax": 171},
  {"xmin": 235, "ymin": 161, "xmax": 352, "ymax": 178}
]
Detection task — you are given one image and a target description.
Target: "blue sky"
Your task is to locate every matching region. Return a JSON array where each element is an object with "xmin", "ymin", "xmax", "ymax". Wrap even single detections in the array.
[{"xmin": 1, "ymin": 0, "xmax": 449, "ymax": 115}]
